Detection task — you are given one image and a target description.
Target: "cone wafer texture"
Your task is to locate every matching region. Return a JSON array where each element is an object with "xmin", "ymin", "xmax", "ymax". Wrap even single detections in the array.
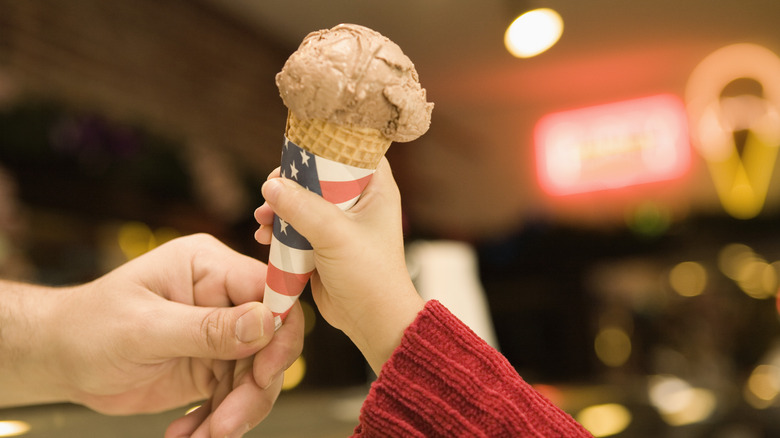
[{"xmin": 286, "ymin": 111, "xmax": 391, "ymax": 169}]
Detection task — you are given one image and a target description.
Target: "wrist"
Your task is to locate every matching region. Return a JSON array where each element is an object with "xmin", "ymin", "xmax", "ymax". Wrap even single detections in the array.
[
  {"xmin": 0, "ymin": 280, "xmax": 70, "ymax": 407},
  {"xmin": 343, "ymin": 280, "xmax": 425, "ymax": 375}
]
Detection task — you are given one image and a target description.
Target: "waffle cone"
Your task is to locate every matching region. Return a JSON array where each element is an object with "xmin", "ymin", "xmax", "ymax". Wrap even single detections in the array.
[{"xmin": 285, "ymin": 111, "xmax": 392, "ymax": 169}]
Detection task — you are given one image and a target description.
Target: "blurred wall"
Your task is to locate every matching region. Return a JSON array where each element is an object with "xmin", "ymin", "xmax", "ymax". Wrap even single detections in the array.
[{"xmin": 0, "ymin": 0, "xmax": 287, "ymax": 183}]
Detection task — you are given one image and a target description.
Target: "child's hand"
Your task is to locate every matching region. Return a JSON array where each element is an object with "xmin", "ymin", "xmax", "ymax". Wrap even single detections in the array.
[{"xmin": 255, "ymin": 158, "xmax": 424, "ymax": 373}]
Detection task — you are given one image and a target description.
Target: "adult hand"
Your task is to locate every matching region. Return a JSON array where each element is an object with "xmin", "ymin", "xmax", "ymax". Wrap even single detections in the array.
[
  {"xmin": 254, "ymin": 158, "xmax": 423, "ymax": 373},
  {"xmin": 34, "ymin": 234, "xmax": 302, "ymax": 437}
]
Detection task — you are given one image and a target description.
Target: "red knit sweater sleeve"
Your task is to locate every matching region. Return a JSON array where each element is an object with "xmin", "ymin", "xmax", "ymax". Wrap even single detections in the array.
[{"xmin": 351, "ymin": 300, "xmax": 593, "ymax": 437}]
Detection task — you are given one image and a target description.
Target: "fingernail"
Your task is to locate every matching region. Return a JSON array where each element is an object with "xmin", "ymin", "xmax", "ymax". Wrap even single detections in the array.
[
  {"xmin": 262, "ymin": 178, "xmax": 282, "ymax": 203},
  {"xmin": 236, "ymin": 304, "xmax": 266, "ymax": 343}
]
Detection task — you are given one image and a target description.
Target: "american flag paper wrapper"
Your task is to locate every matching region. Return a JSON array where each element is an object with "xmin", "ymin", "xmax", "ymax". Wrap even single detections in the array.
[{"xmin": 264, "ymin": 137, "xmax": 374, "ymax": 329}]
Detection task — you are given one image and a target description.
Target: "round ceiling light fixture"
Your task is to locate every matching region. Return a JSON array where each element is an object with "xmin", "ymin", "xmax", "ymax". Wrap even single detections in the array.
[{"xmin": 504, "ymin": 8, "xmax": 564, "ymax": 58}]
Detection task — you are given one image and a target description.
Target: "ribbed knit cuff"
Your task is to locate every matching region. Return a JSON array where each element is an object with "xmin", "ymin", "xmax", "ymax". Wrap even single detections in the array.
[{"xmin": 352, "ymin": 300, "xmax": 592, "ymax": 438}]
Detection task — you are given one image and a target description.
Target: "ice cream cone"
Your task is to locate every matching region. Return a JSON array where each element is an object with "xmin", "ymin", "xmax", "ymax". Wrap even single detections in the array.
[
  {"xmin": 285, "ymin": 111, "xmax": 391, "ymax": 170},
  {"xmin": 264, "ymin": 121, "xmax": 379, "ymax": 330},
  {"xmin": 263, "ymin": 23, "xmax": 432, "ymax": 330}
]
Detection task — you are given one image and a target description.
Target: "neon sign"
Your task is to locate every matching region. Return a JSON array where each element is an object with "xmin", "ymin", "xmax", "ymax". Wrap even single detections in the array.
[
  {"xmin": 686, "ymin": 43, "xmax": 780, "ymax": 219},
  {"xmin": 534, "ymin": 94, "xmax": 691, "ymax": 196}
]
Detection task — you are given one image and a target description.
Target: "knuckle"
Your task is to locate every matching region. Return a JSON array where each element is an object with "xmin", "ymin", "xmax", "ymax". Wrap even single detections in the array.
[
  {"xmin": 281, "ymin": 184, "xmax": 308, "ymax": 220},
  {"xmin": 200, "ymin": 309, "xmax": 233, "ymax": 354},
  {"xmin": 187, "ymin": 233, "xmax": 219, "ymax": 248}
]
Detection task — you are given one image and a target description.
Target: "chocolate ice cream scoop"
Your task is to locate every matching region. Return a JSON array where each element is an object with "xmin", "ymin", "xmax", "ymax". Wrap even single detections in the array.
[{"xmin": 276, "ymin": 23, "xmax": 433, "ymax": 143}]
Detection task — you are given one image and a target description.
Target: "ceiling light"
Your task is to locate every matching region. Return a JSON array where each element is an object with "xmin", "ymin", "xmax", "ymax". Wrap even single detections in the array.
[
  {"xmin": 0, "ymin": 421, "xmax": 31, "ymax": 437},
  {"xmin": 504, "ymin": 8, "xmax": 563, "ymax": 58}
]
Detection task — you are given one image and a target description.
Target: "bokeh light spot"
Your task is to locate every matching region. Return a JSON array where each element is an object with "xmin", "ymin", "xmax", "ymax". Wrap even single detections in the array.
[
  {"xmin": 669, "ymin": 261, "xmax": 707, "ymax": 297},
  {"xmin": 282, "ymin": 356, "xmax": 306, "ymax": 391},
  {"xmin": 505, "ymin": 8, "xmax": 563, "ymax": 58},
  {"xmin": 595, "ymin": 327, "xmax": 632, "ymax": 367},
  {"xmin": 0, "ymin": 421, "xmax": 31, "ymax": 437},
  {"xmin": 576, "ymin": 403, "xmax": 631, "ymax": 437}
]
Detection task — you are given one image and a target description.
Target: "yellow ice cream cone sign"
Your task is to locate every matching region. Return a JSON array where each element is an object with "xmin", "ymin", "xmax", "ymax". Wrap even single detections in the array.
[{"xmin": 686, "ymin": 44, "xmax": 780, "ymax": 219}]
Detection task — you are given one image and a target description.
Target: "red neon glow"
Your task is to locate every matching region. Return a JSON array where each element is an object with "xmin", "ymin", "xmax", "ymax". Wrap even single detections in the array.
[{"xmin": 534, "ymin": 94, "xmax": 691, "ymax": 196}]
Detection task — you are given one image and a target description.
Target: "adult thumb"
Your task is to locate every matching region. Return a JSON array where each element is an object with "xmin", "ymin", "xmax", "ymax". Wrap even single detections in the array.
[{"xmin": 149, "ymin": 301, "xmax": 275, "ymax": 360}]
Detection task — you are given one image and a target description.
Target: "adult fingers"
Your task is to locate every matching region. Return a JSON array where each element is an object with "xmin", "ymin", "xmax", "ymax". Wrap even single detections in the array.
[
  {"xmin": 208, "ymin": 369, "xmax": 284, "ymax": 438},
  {"xmin": 253, "ymin": 301, "xmax": 304, "ymax": 389},
  {"xmin": 164, "ymin": 400, "xmax": 211, "ymax": 438},
  {"xmin": 145, "ymin": 300, "xmax": 275, "ymax": 360},
  {"xmin": 187, "ymin": 234, "xmax": 268, "ymax": 306}
]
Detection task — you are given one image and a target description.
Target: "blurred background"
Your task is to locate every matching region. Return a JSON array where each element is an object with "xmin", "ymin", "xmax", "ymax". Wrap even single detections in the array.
[{"xmin": 3, "ymin": 0, "xmax": 780, "ymax": 436}]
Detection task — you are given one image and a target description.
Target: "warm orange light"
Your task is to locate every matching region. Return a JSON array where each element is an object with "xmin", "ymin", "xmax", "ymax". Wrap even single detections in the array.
[
  {"xmin": 745, "ymin": 364, "xmax": 780, "ymax": 408},
  {"xmin": 0, "ymin": 421, "xmax": 30, "ymax": 437},
  {"xmin": 669, "ymin": 261, "xmax": 707, "ymax": 297},
  {"xmin": 594, "ymin": 327, "xmax": 632, "ymax": 367},
  {"xmin": 282, "ymin": 356, "xmax": 306, "ymax": 390},
  {"xmin": 576, "ymin": 403, "xmax": 632, "ymax": 437},
  {"xmin": 535, "ymin": 94, "xmax": 691, "ymax": 196},
  {"xmin": 505, "ymin": 8, "xmax": 563, "ymax": 58},
  {"xmin": 648, "ymin": 375, "xmax": 717, "ymax": 426}
]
